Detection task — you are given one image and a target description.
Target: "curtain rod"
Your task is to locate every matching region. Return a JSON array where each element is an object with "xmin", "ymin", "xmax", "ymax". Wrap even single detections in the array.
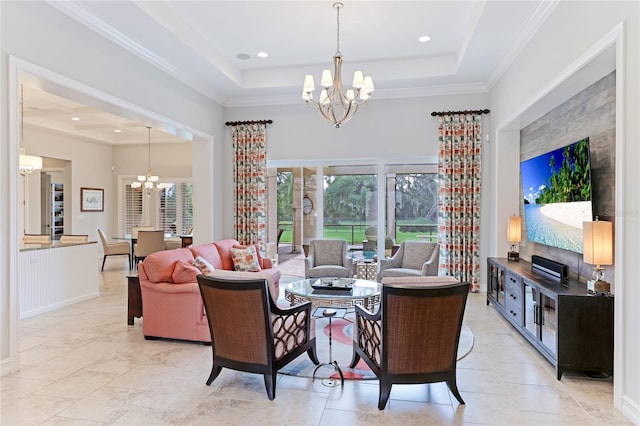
[
  {"xmin": 430, "ymin": 109, "xmax": 490, "ymax": 117},
  {"xmin": 225, "ymin": 119, "xmax": 273, "ymax": 126}
]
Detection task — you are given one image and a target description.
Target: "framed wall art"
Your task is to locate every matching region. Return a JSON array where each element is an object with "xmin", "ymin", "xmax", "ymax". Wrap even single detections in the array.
[{"xmin": 80, "ymin": 187, "xmax": 104, "ymax": 212}]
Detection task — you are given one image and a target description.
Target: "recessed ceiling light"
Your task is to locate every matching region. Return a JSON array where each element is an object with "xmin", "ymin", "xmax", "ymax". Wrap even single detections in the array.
[
  {"xmin": 257, "ymin": 51, "xmax": 268, "ymax": 58},
  {"xmin": 114, "ymin": 129, "xmax": 122, "ymax": 133},
  {"xmin": 236, "ymin": 53, "xmax": 251, "ymax": 60},
  {"xmin": 418, "ymin": 35, "xmax": 431, "ymax": 43},
  {"xmin": 71, "ymin": 117, "xmax": 80, "ymax": 121}
]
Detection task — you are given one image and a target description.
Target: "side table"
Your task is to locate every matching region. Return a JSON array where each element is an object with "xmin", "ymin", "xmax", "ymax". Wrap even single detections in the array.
[
  {"xmin": 312, "ymin": 307, "xmax": 346, "ymax": 387},
  {"xmin": 356, "ymin": 261, "xmax": 377, "ymax": 281},
  {"xmin": 180, "ymin": 235, "xmax": 193, "ymax": 248},
  {"xmin": 127, "ymin": 274, "xmax": 142, "ymax": 325}
]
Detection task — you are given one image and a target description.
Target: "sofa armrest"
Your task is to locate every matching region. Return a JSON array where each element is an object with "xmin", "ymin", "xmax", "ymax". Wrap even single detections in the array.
[
  {"xmin": 261, "ymin": 257, "xmax": 273, "ymax": 269},
  {"xmin": 379, "ymin": 248, "xmax": 403, "ymax": 271},
  {"xmin": 420, "ymin": 244, "xmax": 440, "ymax": 276},
  {"xmin": 304, "ymin": 255, "xmax": 314, "ymax": 278}
]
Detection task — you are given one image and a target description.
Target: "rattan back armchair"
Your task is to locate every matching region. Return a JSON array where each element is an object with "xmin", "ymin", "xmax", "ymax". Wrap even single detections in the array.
[
  {"xmin": 349, "ymin": 279, "xmax": 469, "ymax": 409},
  {"xmin": 197, "ymin": 274, "xmax": 319, "ymax": 400}
]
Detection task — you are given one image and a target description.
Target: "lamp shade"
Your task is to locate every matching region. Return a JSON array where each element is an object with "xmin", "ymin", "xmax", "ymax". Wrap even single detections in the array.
[
  {"xmin": 507, "ymin": 216, "xmax": 522, "ymax": 244},
  {"xmin": 583, "ymin": 220, "xmax": 613, "ymax": 266}
]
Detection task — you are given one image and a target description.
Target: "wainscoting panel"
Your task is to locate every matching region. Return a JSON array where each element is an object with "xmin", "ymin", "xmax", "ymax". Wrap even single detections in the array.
[{"xmin": 19, "ymin": 243, "xmax": 99, "ymax": 318}]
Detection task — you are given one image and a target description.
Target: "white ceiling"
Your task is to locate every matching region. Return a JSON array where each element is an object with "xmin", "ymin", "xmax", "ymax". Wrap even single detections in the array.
[{"xmin": 24, "ymin": 0, "xmax": 556, "ymax": 145}]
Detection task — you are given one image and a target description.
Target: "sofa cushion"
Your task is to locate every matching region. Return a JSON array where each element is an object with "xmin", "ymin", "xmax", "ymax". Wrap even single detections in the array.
[
  {"xmin": 143, "ymin": 248, "xmax": 194, "ymax": 283},
  {"xmin": 172, "ymin": 259, "xmax": 201, "ymax": 284},
  {"xmin": 193, "ymin": 255, "xmax": 215, "ymax": 275},
  {"xmin": 189, "ymin": 243, "xmax": 224, "ymax": 269},
  {"xmin": 230, "ymin": 245, "xmax": 261, "ymax": 272},
  {"xmin": 213, "ymin": 239, "xmax": 240, "ymax": 270}
]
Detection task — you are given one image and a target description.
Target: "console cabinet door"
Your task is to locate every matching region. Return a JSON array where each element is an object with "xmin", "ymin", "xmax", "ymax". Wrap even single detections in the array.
[
  {"xmin": 488, "ymin": 261, "xmax": 506, "ymax": 307},
  {"xmin": 538, "ymin": 291, "xmax": 557, "ymax": 356}
]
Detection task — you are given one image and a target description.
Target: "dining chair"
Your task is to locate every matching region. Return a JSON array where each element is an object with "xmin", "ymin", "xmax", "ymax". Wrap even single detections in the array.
[
  {"xmin": 59, "ymin": 234, "xmax": 89, "ymax": 244},
  {"xmin": 134, "ymin": 230, "xmax": 165, "ymax": 265},
  {"xmin": 131, "ymin": 226, "xmax": 154, "ymax": 239},
  {"xmin": 23, "ymin": 234, "xmax": 52, "ymax": 244},
  {"xmin": 164, "ymin": 236, "xmax": 182, "ymax": 250},
  {"xmin": 98, "ymin": 229, "xmax": 130, "ymax": 271}
]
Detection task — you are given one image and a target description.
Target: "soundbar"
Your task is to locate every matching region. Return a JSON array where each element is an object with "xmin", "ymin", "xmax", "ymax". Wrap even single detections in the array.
[{"xmin": 531, "ymin": 255, "xmax": 569, "ymax": 286}]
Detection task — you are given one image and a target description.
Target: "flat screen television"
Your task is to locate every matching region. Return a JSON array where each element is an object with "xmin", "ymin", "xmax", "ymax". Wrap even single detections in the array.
[{"xmin": 520, "ymin": 138, "xmax": 592, "ymax": 253}]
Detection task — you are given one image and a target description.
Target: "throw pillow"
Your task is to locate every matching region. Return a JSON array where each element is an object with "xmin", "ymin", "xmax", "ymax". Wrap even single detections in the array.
[
  {"xmin": 233, "ymin": 243, "xmax": 264, "ymax": 268},
  {"xmin": 193, "ymin": 255, "xmax": 215, "ymax": 275},
  {"xmin": 230, "ymin": 245, "xmax": 261, "ymax": 272},
  {"xmin": 172, "ymin": 260, "xmax": 201, "ymax": 284}
]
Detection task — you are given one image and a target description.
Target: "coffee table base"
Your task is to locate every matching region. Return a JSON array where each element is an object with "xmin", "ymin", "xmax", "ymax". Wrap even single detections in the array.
[{"xmin": 285, "ymin": 292, "xmax": 380, "ymax": 311}]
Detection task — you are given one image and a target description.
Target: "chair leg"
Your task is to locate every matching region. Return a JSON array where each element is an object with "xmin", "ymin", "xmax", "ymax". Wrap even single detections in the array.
[
  {"xmin": 206, "ymin": 365, "xmax": 223, "ymax": 386},
  {"xmin": 101, "ymin": 255, "xmax": 107, "ymax": 271},
  {"xmin": 264, "ymin": 372, "xmax": 277, "ymax": 400},
  {"xmin": 307, "ymin": 345, "xmax": 319, "ymax": 365},
  {"xmin": 349, "ymin": 350, "xmax": 361, "ymax": 368},
  {"xmin": 378, "ymin": 380, "xmax": 392, "ymax": 410},
  {"xmin": 447, "ymin": 376, "xmax": 465, "ymax": 405}
]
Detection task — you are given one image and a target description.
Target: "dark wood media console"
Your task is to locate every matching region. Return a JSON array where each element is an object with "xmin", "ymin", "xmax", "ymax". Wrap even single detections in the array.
[{"xmin": 487, "ymin": 257, "xmax": 613, "ymax": 380}]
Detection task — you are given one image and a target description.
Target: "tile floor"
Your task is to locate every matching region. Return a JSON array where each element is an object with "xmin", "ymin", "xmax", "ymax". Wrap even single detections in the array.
[{"xmin": 1, "ymin": 258, "xmax": 632, "ymax": 425}]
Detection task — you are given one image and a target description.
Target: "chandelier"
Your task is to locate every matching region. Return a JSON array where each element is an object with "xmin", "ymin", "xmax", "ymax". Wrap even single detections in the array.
[
  {"xmin": 302, "ymin": 2, "xmax": 374, "ymax": 128},
  {"xmin": 19, "ymin": 84, "xmax": 43, "ymax": 176},
  {"xmin": 131, "ymin": 126, "xmax": 166, "ymax": 195}
]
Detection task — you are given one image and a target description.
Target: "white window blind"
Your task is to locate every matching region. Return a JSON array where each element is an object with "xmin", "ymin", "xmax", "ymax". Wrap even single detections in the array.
[
  {"xmin": 124, "ymin": 184, "xmax": 143, "ymax": 235},
  {"xmin": 156, "ymin": 182, "xmax": 193, "ymax": 235},
  {"xmin": 158, "ymin": 184, "xmax": 177, "ymax": 234}
]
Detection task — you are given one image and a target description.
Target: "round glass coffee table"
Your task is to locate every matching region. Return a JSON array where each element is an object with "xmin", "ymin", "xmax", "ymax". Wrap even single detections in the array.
[{"xmin": 284, "ymin": 278, "xmax": 381, "ymax": 310}]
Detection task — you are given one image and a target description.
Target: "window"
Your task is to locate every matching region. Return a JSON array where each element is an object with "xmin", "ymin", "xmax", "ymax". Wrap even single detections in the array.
[
  {"xmin": 158, "ymin": 182, "xmax": 193, "ymax": 235},
  {"xmin": 122, "ymin": 180, "xmax": 192, "ymax": 236},
  {"xmin": 124, "ymin": 185, "xmax": 143, "ymax": 236},
  {"xmin": 392, "ymin": 172, "xmax": 438, "ymax": 243}
]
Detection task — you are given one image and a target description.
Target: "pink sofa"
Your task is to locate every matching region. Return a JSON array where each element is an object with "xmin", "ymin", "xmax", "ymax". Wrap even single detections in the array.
[{"xmin": 138, "ymin": 239, "xmax": 281, "ymax": 343}]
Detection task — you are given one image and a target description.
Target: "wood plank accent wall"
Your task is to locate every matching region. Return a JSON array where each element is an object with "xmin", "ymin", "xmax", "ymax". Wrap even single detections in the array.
[{"xmin": 519, "ymin": 71, "xmax": 616, "ymax": 284}]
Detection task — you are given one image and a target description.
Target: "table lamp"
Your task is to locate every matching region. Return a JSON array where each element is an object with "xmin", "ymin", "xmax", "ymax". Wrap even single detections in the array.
[
  {"xmin": 507, "ymin": 215, "xmax": 521, "ymax": 261},
  {"xmin": 583, "ymin": 218, "xmax": 613, "ymax": 294}
]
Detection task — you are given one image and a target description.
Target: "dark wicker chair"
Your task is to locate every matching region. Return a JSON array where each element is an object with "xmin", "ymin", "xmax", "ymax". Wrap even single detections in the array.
[
  {"xmin": 197, "ymin": 274, "xmax": 319, "ymax": 400},
  {"xmin": 349, "ymin": 279, "xmax": 469, "ymax": 410}
]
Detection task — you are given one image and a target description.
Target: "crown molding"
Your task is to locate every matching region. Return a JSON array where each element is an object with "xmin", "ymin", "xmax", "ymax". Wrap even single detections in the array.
[
  {"xmin": 46, "ymin": 1, "xmax": 225, "ymax": 105},
  {"xmin": 485, "ymin": 0, "xmax": 559, "ymax": 90}
]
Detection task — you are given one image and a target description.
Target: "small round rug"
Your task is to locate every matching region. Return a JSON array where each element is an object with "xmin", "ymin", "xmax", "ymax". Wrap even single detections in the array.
[{"xmin": 279, "ymin": 317, "xmax": 474, "ymax": 380}]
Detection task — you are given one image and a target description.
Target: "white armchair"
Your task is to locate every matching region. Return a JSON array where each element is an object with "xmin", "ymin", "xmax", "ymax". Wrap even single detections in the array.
[
  {"xmin": 304, "ymin": 239, "xmax": 353, "ymax": 279},
  {"xmin": 377, "ymin": 241, "xmax": 439, "ymax": 282}
]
